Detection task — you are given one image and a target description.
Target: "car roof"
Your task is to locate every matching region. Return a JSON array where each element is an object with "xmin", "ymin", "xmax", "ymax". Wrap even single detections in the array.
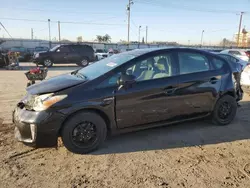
[
  {"xmin": 222, "ymin": 49, "xmax": 245, "ymax": 52},
  {"xmin": 122, "ymin": 47, "xmax": 213, "ymax": 56}
]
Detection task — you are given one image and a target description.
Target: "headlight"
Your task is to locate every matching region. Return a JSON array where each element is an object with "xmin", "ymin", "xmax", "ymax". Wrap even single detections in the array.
[
  {"xmin": 35, "ymin": 53, "xmax": 39, "ymax": 58},
  {"xmin": 33, "ymin": 93, "xmax": 67, "ymax": 111}
]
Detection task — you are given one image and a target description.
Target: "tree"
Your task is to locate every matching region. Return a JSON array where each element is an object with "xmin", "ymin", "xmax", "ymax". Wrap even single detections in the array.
[
  {"xmin": 95, "ymin": 34, "xmax": 111, "ymax": 43},
  {"xmin": 103, "ymin": 34, "xmax": 111, "ymax": 43},
  {"xmin": 96, "ymin": 35, "xmax": 103, "ymax": 42}
]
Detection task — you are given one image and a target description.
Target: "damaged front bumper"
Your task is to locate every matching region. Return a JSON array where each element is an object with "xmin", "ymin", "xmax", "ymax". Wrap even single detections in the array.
[{"xmin": 13, "ymin": 107, "xmax": 65, "ymax": 147}]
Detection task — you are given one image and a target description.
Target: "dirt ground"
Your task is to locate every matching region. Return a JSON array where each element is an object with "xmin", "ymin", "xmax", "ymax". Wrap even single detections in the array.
[{"xmin": 0, "ymin": 63, "xmax": 250, "ymax": 188}]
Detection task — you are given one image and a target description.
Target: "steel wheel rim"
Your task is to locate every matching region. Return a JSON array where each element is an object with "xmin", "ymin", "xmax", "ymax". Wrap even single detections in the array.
[
  {"xmin": 44, "ymin": 59, "xmax": 51, "ymax": 66},
  {"xmin": 218, "ymin": 102, "xmax": 232, "ymax": 119},
  {"xmin": 71, "ymin": 121, "xmax": 97, "ymax": 148},
  {"xmin": 81, "ymin": 59, "xmax": 88, "ymax": 66}
]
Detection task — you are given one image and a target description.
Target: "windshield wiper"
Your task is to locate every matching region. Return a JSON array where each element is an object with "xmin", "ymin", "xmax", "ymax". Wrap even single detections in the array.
[{"xmin": 72, "ymin": 71, "xmax": 87, "ymax": 79}]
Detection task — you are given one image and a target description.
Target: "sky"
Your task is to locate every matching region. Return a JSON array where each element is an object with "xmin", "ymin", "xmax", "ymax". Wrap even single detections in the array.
[{"xmin": 0, "ymin": 0, "xmax": 250, "ymax": 45}]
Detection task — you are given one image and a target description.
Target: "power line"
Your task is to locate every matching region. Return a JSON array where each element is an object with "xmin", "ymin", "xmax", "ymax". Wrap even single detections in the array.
[
  {"xmin": 134, "ymin": 0, "xmax": 248, "ymax": 14},
  {"xmin": 0, "ymin": 22, "xmax": 12, "ymax": 38},
  {"xmin": 0, "ymin": 17, "xmax": 126, "ymax": 26},
  {"xmin": 0, "ymin": 7, "xmax": 119, "ymax": 15},
  {"xmin": 131, "ymin": 19, "xmax": 138, "ymax": 29}
]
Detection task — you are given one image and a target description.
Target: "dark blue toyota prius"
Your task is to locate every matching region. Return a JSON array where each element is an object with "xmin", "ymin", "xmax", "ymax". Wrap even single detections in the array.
[{"xmin": 13, "ymin": 48, "xmax": 240, "ymax": 154}]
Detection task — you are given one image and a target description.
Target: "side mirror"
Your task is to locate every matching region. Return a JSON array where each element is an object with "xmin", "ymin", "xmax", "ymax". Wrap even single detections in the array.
[{"xmin": 118, "ymin": 74, "xmax": 136, "ymax": 87}]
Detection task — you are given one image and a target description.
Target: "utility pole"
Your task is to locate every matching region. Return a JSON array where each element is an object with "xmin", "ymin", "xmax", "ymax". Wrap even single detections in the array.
[
  {"xmin": 127, "ymin": 0, "xmax": 133, "ymax": 43},
  {"xmin": 58, "ymin": 21, "xmax": 61, "ymax": 42},
  {"xmin": 138, "ymin": 25, "xmax": 141, "ymax": 43},
  {"xmin": 146, "ymin": 26, "xmax": 148, "ymax": 44},
  {"xmin": 31, "ymin": 28, "xmax": 33, "ymax": 39},
  {"xmin": 237, "ymin": 12, "xmax": 244, "ymax": 47},
  {"xmin": 48, "ymin": 19, "xmax": 51, "ymax": 48},
  {"xmin": 200, "ymin": 30, "xmax": 204, "ymax": 47}
]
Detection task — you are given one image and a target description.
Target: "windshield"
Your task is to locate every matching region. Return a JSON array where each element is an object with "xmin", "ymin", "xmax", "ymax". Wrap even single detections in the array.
[
  {"xmin": 50, "ymin": 45, "xmax": 60, "ymax": 52},
  {"xmin": 96, "ymin": 49, "xmax": 106, "ymax": 53},
  {"xmin": 10, "ymin": 47, "xmax": 26, "ymax": 52},
  {"xmin": 77, "ymin": 53, "xmax": 136, "ymax": 80}
]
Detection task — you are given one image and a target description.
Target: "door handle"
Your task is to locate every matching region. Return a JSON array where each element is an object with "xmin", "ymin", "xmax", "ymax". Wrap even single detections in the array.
[
  {"xmin": 164, "ymin": 87, "xmax": 177, "ymax": 95},
  {"xmin": 210, "ymin": 77, "xmax": 218, "ymax": 84}
]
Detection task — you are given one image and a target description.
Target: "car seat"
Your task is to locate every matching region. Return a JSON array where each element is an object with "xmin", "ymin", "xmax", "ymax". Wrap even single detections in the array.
[
  {"xmin": 153, "ymin": 58, "xmax": 170, "ymax": 79},
  {"xmin": 136, "ymin": 58, "xmax": 156, "ymax": 81}
]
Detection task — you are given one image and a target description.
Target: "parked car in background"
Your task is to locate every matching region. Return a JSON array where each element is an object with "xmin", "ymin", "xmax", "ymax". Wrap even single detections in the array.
[
  {"xmin": 94, "ymin": 49, "xmax": 108, "ymax": 61},
  {"xmin": 216, "ymin": 53, "xmax": 248, "ymax": 70},
  {"xmin": 34, "ymin": 46, "xmax": 49, "ymax": 55},
  {"xmin": 27, "ymin": 48, "xmax": 35, "ymax": 56},
  {"xmin": 241, "ymin": 63, "xmax": 250, "ymax": 95},
  {"xmin": 220, "ymin": 49, "xmax": 249, "ymax": 62},
  {"xmin": 215, "ymin": 53, "xmax": 244, "ymax": 101},
  {"xmin": 33, "ymin": 44, "xmax": 95, "ymax": 67},
  {"xmin": 107, "ymin": 49, "xmax": 120, "ymax": 57},
  {"xmin": 9, "ymin": 46, "xmax": 32, "ymax": 62},
  {"xmin": 0, "ymin": 52, "xmax": 8, "ymax": 67},
  {"xmin": 14, "ymin": 48, "xmax": 239, "ymax": 154},
  {"xmin": 245, "ymin": 50, "xmax": 250, "ymax": 58},
  {"xmin": 206, "ymin": 49, "xmax": 223, "ymax": 53}
]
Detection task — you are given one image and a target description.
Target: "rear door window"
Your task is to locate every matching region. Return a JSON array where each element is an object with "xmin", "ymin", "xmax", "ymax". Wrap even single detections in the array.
[
  {"xmin": 228, "ymin": 50, "xmax": 241, "ymax": 55},
  {"xmin": 212, "ymin": 58, "xmax": 225, "ymax": 70},
  {"xmin": 178, "ymin": 52, "xmax": 210, "ymax": 75},
  {"xmin": 82, "ymin": 45, "xmax": 94, "ymax": 53}
]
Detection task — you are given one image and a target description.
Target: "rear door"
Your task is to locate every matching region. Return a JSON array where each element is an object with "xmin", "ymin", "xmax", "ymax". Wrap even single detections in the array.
[
  {"xmin": 174, "ymin": 50, "xmax": 226, "ymax": 116},
  {"xmin": 67, "ymin": 45, "xmax": 81, "ymax": 63}
]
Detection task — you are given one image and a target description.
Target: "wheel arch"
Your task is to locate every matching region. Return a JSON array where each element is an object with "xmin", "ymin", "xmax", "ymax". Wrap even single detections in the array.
[
  {"xmin": 211, "ymin": 90, "xmax": 236, "ymax": 110},
  {"xmin": 220, "ymin": 90, "xmax": 236, "ymax": 98},
  {"xmin": 58, "ymin": 108, "xmax": 112, "ymax": 136}
]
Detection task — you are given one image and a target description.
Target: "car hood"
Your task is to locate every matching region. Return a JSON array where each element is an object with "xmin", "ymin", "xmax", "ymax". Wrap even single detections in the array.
[
  {"xmin": 35, "ymin": 50, "xmax": 47, "ymax": 54},
  {"xmin": 26, "ymin": 73, "xmax": 86, "ymax": 95},
  {"xmin": 95, "ymin": 52, "xmax": 108, "ymax": 55}
]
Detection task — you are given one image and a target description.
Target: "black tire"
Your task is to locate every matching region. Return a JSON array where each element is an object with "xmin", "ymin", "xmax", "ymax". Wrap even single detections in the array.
[
  {"xmin": 77, "ymin": 57, "xmax": 89, "ymax": 67},
  {"xmin": 211, "ymin": 95, "xmax": 237, "ymax": 125},
  {"xmin": 43, "ymin": 58, "xmax": 53, "ymax": 67},
  {"xmin": 61, "ymin": 112, "xmax": 107, "ymax": 154}
]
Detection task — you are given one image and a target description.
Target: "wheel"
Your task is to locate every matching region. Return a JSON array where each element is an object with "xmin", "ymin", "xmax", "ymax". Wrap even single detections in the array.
[
  {"xmin": 211, "ymin": 95, "xmax": 237, "ymax": 125},
  {"xmin": 61, "ymin": 112, "xmax": 107, "ymax": 154},
  {"xmin": 43, "ymin": 58, "xmax": 53, "ymax": 67},
  {"xmin": 77, "ymin": 57, "xmax": 89, "ymax": 67}
]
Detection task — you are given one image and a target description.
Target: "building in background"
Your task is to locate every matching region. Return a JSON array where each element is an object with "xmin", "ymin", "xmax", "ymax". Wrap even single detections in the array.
[{"xmin": 234, "ymin": 28, "xmax": 249, "ymax": 47}]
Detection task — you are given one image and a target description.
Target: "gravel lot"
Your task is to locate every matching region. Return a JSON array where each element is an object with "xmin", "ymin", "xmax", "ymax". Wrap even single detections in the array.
[{"xmin": 0, "ymin": 63, "xmax": 250, "ymax": 188}]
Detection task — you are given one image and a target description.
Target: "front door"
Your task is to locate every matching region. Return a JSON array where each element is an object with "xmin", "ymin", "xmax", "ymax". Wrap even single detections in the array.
[
  {"xmin": 53, "ymin": 46, "xmax": 71, "ymax": 63},
  {"xmin": 114, "ymin": 51, "xmax": 181, "ymax": 128}
]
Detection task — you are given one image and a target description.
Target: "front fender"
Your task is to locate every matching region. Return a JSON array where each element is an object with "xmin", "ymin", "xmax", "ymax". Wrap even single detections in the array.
[{"xmin": 57, "ymin": 100, "xmax": 117, "ymax": 131}]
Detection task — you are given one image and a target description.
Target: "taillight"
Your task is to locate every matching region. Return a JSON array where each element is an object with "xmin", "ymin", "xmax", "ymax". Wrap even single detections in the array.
[{"xmin": 245, "ymin": 52, "xmax": 250, "ymax": 57}]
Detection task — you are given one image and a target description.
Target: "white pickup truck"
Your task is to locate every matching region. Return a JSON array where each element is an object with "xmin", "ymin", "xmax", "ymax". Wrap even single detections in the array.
[{"xmin": 95, "ymin": 49, "xmax": 108, "ymax": 61}]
